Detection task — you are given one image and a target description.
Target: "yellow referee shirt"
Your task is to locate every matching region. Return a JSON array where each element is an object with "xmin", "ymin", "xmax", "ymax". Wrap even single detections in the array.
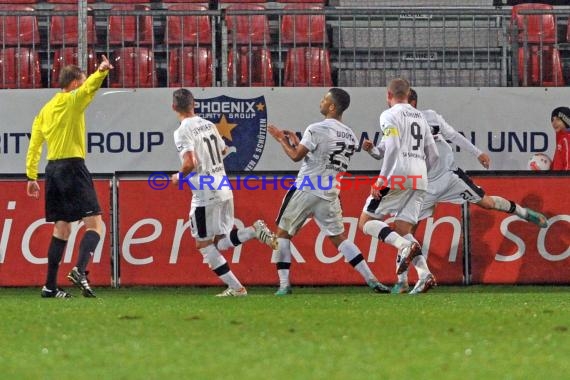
[{"xmin": 25, "ymin": 69, "xmax": 108, "ymax": 180}]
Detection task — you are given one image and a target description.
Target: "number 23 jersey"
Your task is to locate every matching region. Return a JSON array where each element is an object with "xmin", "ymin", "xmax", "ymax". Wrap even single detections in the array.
[
  {"xmin": 174, "ymin": 116, "xmax": 233, "ymax": 206},
  {"xmin": 296, "ymin": 118, "xmax": 358, "ymax": 201}
]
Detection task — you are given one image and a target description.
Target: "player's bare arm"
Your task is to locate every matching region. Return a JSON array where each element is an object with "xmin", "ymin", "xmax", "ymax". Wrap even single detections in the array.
[
  {"xmin": 269, "ymin": 124, "xmax": 308, "ymax": 162},
  {"xmin": 171, "ymin": 151, "xmax": 196, "ymax": 185}
]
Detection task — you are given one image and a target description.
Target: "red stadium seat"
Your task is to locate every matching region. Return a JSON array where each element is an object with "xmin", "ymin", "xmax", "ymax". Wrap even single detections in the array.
[
  {"xmin": 277, "ymin": 0, "xmax": 325, "ymax": 4},
  {"xmin": 51, "ymin": 47, "xmax": 98, "ymax": 88},
  {"xmin": 0, "ymin": 0, "xmax": 36, "ymax": 3},
  {"xmin": 284, "ymin": 47, "xmax": 332, "ymax": 87},
  {"xmin": 108, "ymin": 4, "xmax": 153, "ymax": 46},
  {"xmin": 0, "ymin": 5, "xmax": 39, "ymax": 46},
  {"xmin": 225, "ymin": 4, "xmax": 270, "ymax": 45},
  {"xmin": 46, "ymin": 0, "xmax": 95, "ymax": 3},
  {"xmin": 0, "ymin": 47, "xmax": 41, "ymax": 88},
  {"xmin": 219, "ymin": 1, "xmax": 267, "ymax": 3},
  {"xmin": 228, "ymin": 46, "xmax": 274, "ymax": 87},
  {"xmin": 511, "ymin": 3, "xmax": 556, "ymax": 44},
  {"xmin": 165, "ymin": 4, "xmax": 212, "ymax": 45},
  {"xmin": 50, "ymin": 5, "xmax": 97, "ymax": 46},
  {"xmin": 518, "ymin": 46, "xmax": 564, "ymax": 87},
  {"xmin": 281, "ymin": 4, "xmax": 327, "ymax": 45},
  {"xmin": 110, "ymin": 47, "xmax": 157, "ymax": 88},
  {"xmin": 168, "ymin": 47, "xmax": 213, "ymax": 87}
]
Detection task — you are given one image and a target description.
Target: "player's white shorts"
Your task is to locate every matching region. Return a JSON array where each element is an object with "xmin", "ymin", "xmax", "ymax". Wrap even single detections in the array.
[
  {"xmin": 418, "ymin": 168, "xmax": 485, "ymax": 220},
  {"xmin": 190, "ymin": 199, "xmax": 235, "ymax": 241},
  {"xmin": 362, "ymin": 188, "xmax": 426, "ymax": 225},
  {"xmin": 276, "ymin": 187, "xmax": 344, "ymax": 236}
]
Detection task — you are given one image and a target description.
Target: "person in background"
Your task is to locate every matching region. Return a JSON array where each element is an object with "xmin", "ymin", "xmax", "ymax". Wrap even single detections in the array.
[{"xmin": 550, "ymin": 107, "xmax": 570, "ymax": 170}]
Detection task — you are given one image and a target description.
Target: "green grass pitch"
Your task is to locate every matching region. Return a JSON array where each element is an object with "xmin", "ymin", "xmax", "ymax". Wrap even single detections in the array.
[{"xmin": 1, "ymin": 286, "xmax": 570, "ymax": 380}]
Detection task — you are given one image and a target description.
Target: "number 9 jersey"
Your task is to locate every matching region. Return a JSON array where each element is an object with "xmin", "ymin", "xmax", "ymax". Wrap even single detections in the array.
[
  {"xmin": 174, "ymin": 116, "xmax": 233, "ymax": 206},
  {"xmin": 379, "ymin": 103, "xmax": 438, "ymax": 191}
]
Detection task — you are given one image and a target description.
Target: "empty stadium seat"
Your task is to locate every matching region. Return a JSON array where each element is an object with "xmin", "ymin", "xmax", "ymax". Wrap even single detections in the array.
[
  {"xmin": 228, "ymin": 46, "xmax": 274, "ymax": 87},
  {"xmin": 51, "ymin": 47, "xmax": 97, "ymax": 88},
  {"xmin": 518, "ymin": 46, "xmax": 564, "ymax": 87},
  {"xmin": 277, "ymin": 0, "xmax": 325, "ymax": 4},
  {"xmin": 281, "ymin": 4, "xmax": 327, "ymax": 45},
  {"xmin": 225, "ymin": 4, "xmax": 270, "ymax": 45},
  {"xmin": 0, "ymin": 5, "xmax": 39, "ymax": 46},
  {"xmin": 165, "ymin": 4, "xmax": 212, "ymax": 45},
  {"xmin": 511, "ymin": 3, "xmax": 556, "ymax": 44},
  {"xmin": 0, "ymin": 0, "xmax": 36, "ymax": 3},
  {"xmin": 108, "ymin": 4, "xmax": 153, "ymax": 46},
  {"xmin": 168, "ymin": 47, "xmax": 213, "ymax": 87},
  {"xmin": 0, "ymin": 47, "xmax": 41, "ymax": 88},
  {"xmin": 284, "ymin": 47, "xmax": 332, "ymax": 87},
  {"xmin": 46, "ymin": 0, "xmax": 95, "ymax": 3},
  {"xmin": 110, "ymin": 47, "xmax": 157, "ymax": 88},
  {"xmin": 219, "ymin": 0, "xmax": 267, "ymax": 3},
  {"xmin": 49, "ymin": 5, "xmax": 97, "ymax": 46}
]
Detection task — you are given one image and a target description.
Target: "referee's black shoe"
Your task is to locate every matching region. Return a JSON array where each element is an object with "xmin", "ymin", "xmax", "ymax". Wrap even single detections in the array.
[{"xmin": 67, "ymin": 267, "xmax": 96, "ymax": 298}]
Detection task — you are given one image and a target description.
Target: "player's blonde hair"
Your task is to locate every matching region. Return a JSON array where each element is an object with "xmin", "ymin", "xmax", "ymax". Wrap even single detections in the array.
[{"xmin": 388, "ymin": 78, "xmax": 410, "ymax": 101}]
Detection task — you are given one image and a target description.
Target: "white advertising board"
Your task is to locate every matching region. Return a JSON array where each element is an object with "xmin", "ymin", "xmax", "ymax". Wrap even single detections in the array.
[{"xmin": 0, "ymin": 87, "xmax": 566, "ymax": 174}]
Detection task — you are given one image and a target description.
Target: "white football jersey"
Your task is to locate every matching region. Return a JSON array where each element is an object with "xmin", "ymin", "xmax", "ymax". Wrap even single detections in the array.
[
  {"xmin": 296, "ymin": 118, "xmax": 358, "ymax": 201},
  {"xmin": 174, "ymin": 116, "xmax": 233, "ymax": 206},
  {"xmin": 379, "ymin": 103, "xmax": 437, "ymax": 191}
]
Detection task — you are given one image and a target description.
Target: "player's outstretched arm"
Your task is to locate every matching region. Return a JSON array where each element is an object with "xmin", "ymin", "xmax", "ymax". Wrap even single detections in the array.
[{"xmin": 268, "ymin": 124, "xmax": 308, "ymax": 162}]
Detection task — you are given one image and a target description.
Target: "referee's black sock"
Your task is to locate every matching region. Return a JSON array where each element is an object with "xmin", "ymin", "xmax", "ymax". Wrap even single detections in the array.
[
  {"xmin": 76, "ymin": 230, "xmax": 100, "ymax": 274},
  {"xmin": 45, "ymin": 236, "xmax": 67, "ymax": 290}
]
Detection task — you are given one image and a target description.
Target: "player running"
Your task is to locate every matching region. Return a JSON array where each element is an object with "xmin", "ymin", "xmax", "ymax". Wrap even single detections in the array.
[
  {"xmin": 267, "ymin": 88, "xmax": 391, "ymax": 296},
  {"xmin": 363, "ymin": 88, "xmax": 548, "ymax": 294}
]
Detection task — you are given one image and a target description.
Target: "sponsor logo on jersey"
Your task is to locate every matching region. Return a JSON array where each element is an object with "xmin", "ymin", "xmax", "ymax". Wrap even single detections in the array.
[{"xmin": 194, "ymin": 95, "xmax": 268, "ymax": 171}]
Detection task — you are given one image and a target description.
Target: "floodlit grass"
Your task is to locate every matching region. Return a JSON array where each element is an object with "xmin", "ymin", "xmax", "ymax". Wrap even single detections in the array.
[{"xmin": 1, "ymin": 286, "xmax": 570, "ymax": 380}]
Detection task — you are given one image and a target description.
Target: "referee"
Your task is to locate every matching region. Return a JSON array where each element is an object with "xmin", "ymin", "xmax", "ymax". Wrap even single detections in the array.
[{"xmin": 26, "ymin": 55, "xmax": 113, "ymax": 298}]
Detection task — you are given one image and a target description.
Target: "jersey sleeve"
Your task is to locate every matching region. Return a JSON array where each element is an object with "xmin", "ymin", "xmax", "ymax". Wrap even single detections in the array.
[
  {"xmin": 423, "ymin": 126, "xmax": 440, "ymax": 171},
  {"xmin": 299, "ymin": 125, "xmax": 318, "ymax": 152},
  {"xmin": 74, "ymin": 70, "xmax": 108, "ymax": 111},
  {"xmin": 438, "ymin": 113, "xmax": 483, "ymax": 157},
  {"xmin": 174, "ymin": 128, "xmax": 194, "ymax": 160},
  {"xmin": 25, "ymin": 113, "xmax": 45, "ymax": 180}
]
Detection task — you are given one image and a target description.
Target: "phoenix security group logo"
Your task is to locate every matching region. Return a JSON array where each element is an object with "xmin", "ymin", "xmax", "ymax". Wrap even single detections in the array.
[{"xmin": 194, "ymin": 95, "xmax": 267, "ymax": 171}]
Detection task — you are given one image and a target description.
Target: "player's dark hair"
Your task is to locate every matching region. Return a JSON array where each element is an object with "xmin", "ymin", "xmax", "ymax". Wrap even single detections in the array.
[
  {"xmin": 328, "ymin": 87, "xmax": 350, "ymax": 115},
  {"xmin": 172, "ymin": 88, "xmax": 194, "ymax": 113},
  {"xmin": 408, "ymin": 88, "xmax": 418, "ymax": 105},
  {"xmin": 59, "ymin": 65, "xmax": 84, "ymax": 89}
]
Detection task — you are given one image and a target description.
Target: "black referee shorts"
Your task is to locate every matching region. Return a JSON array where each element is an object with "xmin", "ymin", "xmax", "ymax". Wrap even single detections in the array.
[{"xmin": 45, "ymin": 158, "xmax": 101, "ymax": 223}]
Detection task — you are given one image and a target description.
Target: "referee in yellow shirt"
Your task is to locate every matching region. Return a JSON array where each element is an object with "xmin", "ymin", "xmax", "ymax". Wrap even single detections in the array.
[{"xmin": 26, "ymin": 55, "xmax": 113, "ymax": 298}]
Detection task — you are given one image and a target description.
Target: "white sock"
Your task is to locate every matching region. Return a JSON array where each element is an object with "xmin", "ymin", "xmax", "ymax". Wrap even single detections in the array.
[
  {"xmin": 274, "ymin": 238, "xmax": 292, "ymax": 288},
  {"xmin": 363, "ymin": 220, "xmax": 409, "ymax": 249},
  {"xmin": 200, "ymin": 245, "xmax": 243, "ymax": 289},
  {"xmin": 404, "ymin": 234, "xmax": 430, "ymax": 279},
  {"xmin": 490, "ymin": 196, "xmax": 528, "ymax": 218},
  {"xmin": 216, "ymin": 228, "xmax": 256, "ymax": 251},
  {"xmin": 338, "ymin": 239, "xmax": 375, "ymax": 283}
]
